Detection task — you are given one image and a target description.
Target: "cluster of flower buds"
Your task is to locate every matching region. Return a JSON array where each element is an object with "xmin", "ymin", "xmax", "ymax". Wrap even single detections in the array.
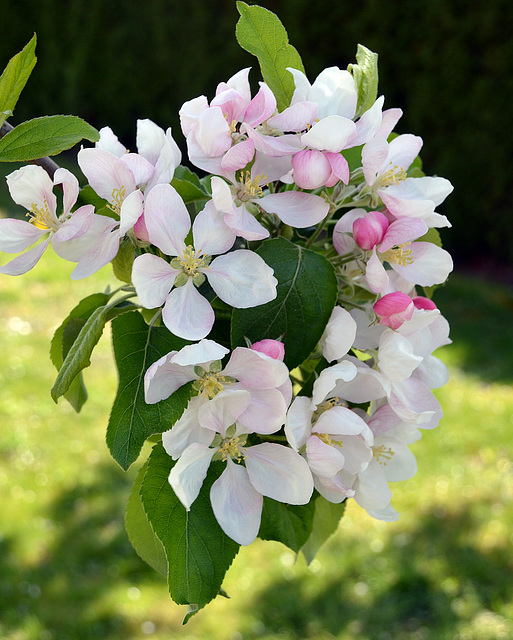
[{"xmin": 0, "ymin": 61, "xmax": 453, "ymax": 548}]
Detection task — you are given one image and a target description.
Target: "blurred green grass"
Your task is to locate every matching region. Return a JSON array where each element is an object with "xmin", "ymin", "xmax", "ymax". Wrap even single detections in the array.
[{"xmin": 1, "ymin": 247, "xmax": 512, "ymax": 640}]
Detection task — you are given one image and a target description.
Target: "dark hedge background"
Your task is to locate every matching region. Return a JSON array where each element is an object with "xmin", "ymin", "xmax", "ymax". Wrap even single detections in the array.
[{"xmin": 2, "ymin": 0, "xmax": 512, "ymax": 269}]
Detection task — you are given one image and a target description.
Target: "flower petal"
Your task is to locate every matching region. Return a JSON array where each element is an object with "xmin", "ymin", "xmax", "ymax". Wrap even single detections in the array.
[
  {"xmin": 258, "ymin": 191, "xmax": 329, "ymax": 228},
  {"xmin": 162, "ymin": 279, "xmax": 215, "ymax": 340},
  {"xmin": 168, "ymin": 443, "xmax": 216, "ymax": 510},
  {"xmin": 207, "ymin": 250, "xmax": 277, "ymax": 308},
  {"xmin": 245, "ymin": 442, "xmax": 314, "ymax": 504},
  {"xmin": 162, "ymin": 396, "xmax": 214, "ymax": 459},
  {"xmin": 7, "ymin": 165, "xmax": 57, "ymax": 218},
  {"xmin": 0, "ymin": 218, "xmax": 47, "ymax": 253},
  {"xmin": 301, "ymin": 115, "xmax": 356, "ymax": 152},
  {"xmin": 198, "ymin": 389, "xmax": 251, "ymax": 437},
  {"xmin": 132, "ymin": 253, "xmax": 179, "ymax": 308},
  {"xmin": 0, "ymin": 237, "xmax": 50, "ymax": 275},
  {"xmin": 210, "ymin": 459, "xmax": 263, "ymax": 546},
  {"xmin": 143, "ymin": 183, "xmax": 190, "ymax": 256},
  {"xmin": 306, "ymin": 435, "xmax": 345, "ymax": 478},
  {"xmin": 77, "ymin": 148, "xmax": 136, "ymax": 204},
  {"xmin": 192, "ymin": 200, "xmax": 236, "ymax": 256},
  {"xmin": 144, "ymin": 353, "xmax": 199, "ymax": 405},
  {"xmin": 222, "ymin": 347, "xmax": 289, "ymax": 388}
]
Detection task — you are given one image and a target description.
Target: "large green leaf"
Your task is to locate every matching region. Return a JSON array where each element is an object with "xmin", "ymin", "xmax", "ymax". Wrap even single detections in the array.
[
  {"xmin": 258, "ymin": 496, "xmax": 316, "ymax": 552},
  {"xmin": 0, "ymin": 34, "xmax": 37, "ymax": 128},
  {"xmin": 171, "ymin": 165, "xmax": 209, "ymax": 204},
  {"xmin": 125, "ymin": 460, "xmax": 168, "ymax": 577},
  {"xmin": 0, "ymin": 115, "xmax": 99, "ymax": 162},
  {"xmin": 235, "ymin": 2, "xmax": 304, "ymax": 112},
  {"xmin": 301, "ymin": 497, "xmax": 346, "ymax": 564},
  {"xmin": 51, "ymin": 303, "xmax": 109, "ymax": 404},
  {"xmin": 140, "ymin": 444, "xmax": 239, "ymax": 616},
  {"xmin": 348, "ymin": 44, "xmax": 379, "ymax": 118},
  {"xmin": 107, "ymin": 311, "xmax": 192, "ymax": 470},
  {"xmin": 231, "ymin": 237, "xmax": 338, "ymax": 369},
  {"xmin": 50, "ymin": 292, "xmax": 111, "ymax": 412}
]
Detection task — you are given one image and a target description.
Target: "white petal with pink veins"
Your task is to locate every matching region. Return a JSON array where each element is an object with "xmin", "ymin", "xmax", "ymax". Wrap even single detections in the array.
[
  {"xmin": 53, "ymin": 167, "xmax": 80, "ymax": 217},
  {"xmin": 211, "ymin": 459, "xmax": 263, "ymax": 546},
  {"xmin": 7, "ymin": 165, "xmax": 57, "ymax": 219},
  {"xmin": 144, "ymin": 353, "xmax": 199, "ymax": 405},
  {"xmin": 233, "ymin": 386, "xmax": 287, "ymax": 434},
  {"xmin": 285, "ymin": 396, "xmax": 313, "ymax": 451},
  {"xmin": 192, "ymin": 200, "xmax": 236, "ymax": 256},
  {"xmin": 306, "ymin": 435, "xmax": 345, "ymax": 478},
  {"xmin": 301, "ymin": 115, "xmax": 356, "ymax": 152},
  {"xmin": 53, "ymin": 206, "xmax": 94, "ymax": 243},
  {"xmin": 163, "ymin": 278, "xmax": 215, "ymax": 340},
  {"xmin": 77, "ymin": 148, "xmax": 136, "ymax": 203},
  {"xmin": 198, "ymin": 389, "xmax": 251, "ymax": 437},
  {"xmin": 220, "ymin": 138, "xmax": 255, "ymax": 171},
  {"xmin": 206, "ymin": 250, "xmax": 277, "ymax": 308},
  {"xmin": 0, "ymin": 238, "xmax": 50, "ymax": 275},
  {"xmin": 0, "ymin": 218, "xmax": 48, "ymax": 253},
  {"xmin": 143, "ymin": 183, "xmax": 190, "ymax": 256},
  {"xmin": 162, "ymin": 396, "xmax": 214, "ymax": 458},
  {"xmin": 222, "ymin": 347, "xmax": 289, "ymax": 388},
  {"xmin": 245, "ymin": 442, "xmax": 313, "ymax": 504},
  {"xmin": 259, "ymin": 191, "xmax": 329, "ymax": 228},
  {"xmin": 118, "ymin": 190, "xmax": 144, "ymax": 237},
  {"xmin": 267, "ymin": 101, "xmax": 318, "ymax": 132},
  {"xmin": 243, "ymin": 82, "xmax": 276, "ymax": 127},
  {"xmin": 169, "ymin": 443, "xmax": 216, "ymax": 510},
  {"xmin": 392, "ymin": 242, "xmax": 453, "ymax": 287},
  {"xmin": 132, "ymin": 253, "xmax": 179, "ymax": 308}
]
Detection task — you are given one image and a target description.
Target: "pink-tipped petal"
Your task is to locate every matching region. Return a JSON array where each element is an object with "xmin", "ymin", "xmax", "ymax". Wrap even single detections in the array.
[
  {"xmin": 143, "ymin": 183, "xmax": 190, "ymax": 256},
  {"xmin": 0, "ymin": 218, "xmax": 48, "ymax": 253},
  {"xmin": 163, "ymin": 279, "xmax": 215, "ymax": 340}
]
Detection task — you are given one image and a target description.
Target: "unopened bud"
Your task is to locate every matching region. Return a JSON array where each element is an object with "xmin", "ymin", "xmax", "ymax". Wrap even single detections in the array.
[
  {"xmin": 413, "ymin": 296, "xmax": 437, "ymax": 311},
  {"xmin": 374, "ymin": 292, "xmax": 414, "ymax": 330},
  {"xmin": 251, "ymin": 338, "xmax": 285, "ymax": 361},
  {"xmin": 352, "ymin": 211, "xmax": 389, "ymax": 251}
]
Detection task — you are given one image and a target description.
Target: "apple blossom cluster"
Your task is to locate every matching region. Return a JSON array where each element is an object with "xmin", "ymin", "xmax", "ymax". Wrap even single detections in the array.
[{"xmin": 0, "ymin": 14, "xmax": 453, "ymax": 612}]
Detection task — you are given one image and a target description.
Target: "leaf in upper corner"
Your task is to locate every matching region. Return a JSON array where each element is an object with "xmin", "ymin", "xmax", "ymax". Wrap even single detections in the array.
[{"xmin": 0, "ymin": 34, "xmax": 37, "ymax": 128}]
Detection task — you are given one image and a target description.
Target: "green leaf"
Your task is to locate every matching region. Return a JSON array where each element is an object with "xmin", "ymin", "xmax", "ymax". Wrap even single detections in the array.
[
  {"xmin": 112, "ymin": 238, "xmax": 134, "ymax": 283},
  {"xmin": 0, "ymin": 115, "xmax": 99, "ymax": 162},
  {"xmin": 258, "ymin": 496, "xmax": 316, "ymax": 552},
  {"xmin": 301, "ymin": 497, "xmax": 346, "ymax": 564},
  {"xmin": 171, "ymin": 165, "xmax": 209, "ymax": 205},
  {"xmin": 107, "ymin": 311, "xmax": 192, "ymax": 470},
  {"xmin": 348, "ymin": 44, "xmax": 379, "ymax": 118},
  {"xmin": 125, "ymin": 460, "xmax": 168, "ymax": 577},
  {"xmin": 51, "ymin": 304, "xmax": 108, "ymax": 403},
  {"xmin": 140, "ymin": 444, "xmax": 239, "ymax": 614},
  {"xmin": 0, "ymin": 34, "xmax": 37, "ymax": 128},
  {"xmin": 236, "ymin": 2, "xmax": 305, "ymax": 112},
  {"xmin": 231, "ymin": 237, "xmax": 338, "ymax": 369},
  {"xmin": 418, "ymin": 226, "xmax": 442, "ymax": 248},
  {"xmin": 50, "ymin": 292, "xmax": 111, "ymax": 412}
]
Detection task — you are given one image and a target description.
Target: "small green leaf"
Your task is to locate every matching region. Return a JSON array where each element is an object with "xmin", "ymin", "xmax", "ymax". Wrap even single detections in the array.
[
  {"xmin": 125, "ymin": 460, "xmax": 168, "ymax": 577},
  {"xmin": 0, "ymin": 34, "xmax": 37, "ymax": 127},
  {"xmin": 50, "ymin": 292, "xmax": 111, "ymax": 412},
  {"xmin": 107, "ymin": 311, "xmax": 192, "ymax": 470},
  {"xmin": 301, "ymin": 497, "xmax": 346, "ymax": 564},
  {"xmin": 112, "ymin": 238, "xmax": 134, "ymax": 283},
  {"xmin": 0, "ymin": 115, "xmax": 99, "ymax": 162},
  {"xmin": 348, "ymin": 44, "xmax": 379, "ymax": 118},
  {"xmin": 231, "ymin": 238, "xmax": 338, "ymax": 369},
  {"xmin": 51, "ymin": 304, "xmax": 108, "ymax": 403},
  {"xmin": 140, "ymin": 444, "xmax": 239, "ymax": 613},
  {"xmin": 258, "ymin": 496, "xmax": 316, "ymax": 552},
  {"xmin": 418, "ymin": 227, "xmax": 443, "ymax": 248},
  {"xmin": 236, "ymin": 2, "xmax": 304, "ymax": 111}
]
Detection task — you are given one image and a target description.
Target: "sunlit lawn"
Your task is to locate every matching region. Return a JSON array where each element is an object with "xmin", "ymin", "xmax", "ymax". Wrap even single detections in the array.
[{"xmin": 1, "ymin": 246, "xmax": 512, "ymax": 640}]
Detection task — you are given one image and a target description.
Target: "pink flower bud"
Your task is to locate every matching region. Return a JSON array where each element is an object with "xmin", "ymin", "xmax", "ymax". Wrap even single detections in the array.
[
  {"xmin": 413, "ymin": 296, "xmax": 438, "ymax": 311},
  {"xmin": 352, "ymin": 211, "xmax": 389, "ymax": 250},
  {"xmin": 374, "ymin": 292, "xmax": 415, "ymax": 329},
  {"xmin": 251, "ymin": 339, "xmax": 285, "ymax": 361},
  {"xmin": 133, "ymin": 212, "xmax": 150, "ymax": 243},
  {"xmin": 292, "ymin": 149, "xmax": 331, "ymax": 189}
]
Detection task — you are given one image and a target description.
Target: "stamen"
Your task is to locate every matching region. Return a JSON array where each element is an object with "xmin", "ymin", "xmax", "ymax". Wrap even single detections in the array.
[
  {"xmin": 218, "ymin": 436, "xmax": 247, "ymax": 462},
  {"xmin": 27, "ymin": 197, "xmax": 56, "ymax": 231},
  {"xmin": 377, "ymin": 165, "xmax": 407, "ymax": 188},
  {"xmin": 381, "ymin": 243, "xmax": 414, "ymax": 267},
  {"xmin": 373, "ymin": 444, "xmax": 395, "ymax": 466},
  {"xmin": 237, "ymin": 171, "xmax": 267, "ymax": 201},
  {"xmin": 108, "ymin": 186, "xmax": 127, "ymax": 214}
]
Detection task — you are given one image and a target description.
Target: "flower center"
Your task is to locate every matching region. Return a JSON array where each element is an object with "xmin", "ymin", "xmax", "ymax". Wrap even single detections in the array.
[
  {"xmin": 108, "ymin": 186, "xmax": 127, "ymax": 214},
  {"xmin": 381, "ymin": 243, "xmax": 414, "ymax": 267},
  {"xmin": 27, "ymin": 197, "xmax": 57, "ymax": 231},
  {"xmin": 237, "ymin": 171, "xmax": 267, "ymax": 201},
  {"xmin": 217, "ymin": 436, "xmax": 247, "ymax": 462},
  {"xmin": 376, "ymin": 165, "xmax": 407, "ymax": 188},
  {"xmin": 373, "ymin": 444, "xmax": 395, "ymax": 466},
  {"xmin": 171, "ymin": 245, "xmax": 211, "ymax": 287},
  {"xmin": 192, "ymin": 364, "xmax": 235, "ymax": 399}
]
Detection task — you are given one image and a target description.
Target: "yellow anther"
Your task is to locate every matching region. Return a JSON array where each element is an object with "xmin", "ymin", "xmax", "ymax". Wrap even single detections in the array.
[
  {"xmin": 27, "ymin": 197, "xmax": 55, "ymax": 231},
  {"xmin": 177, "ymin": 245, "xmax": 209, "ymax": 276},
  {"xmin": 218, "ymin": 437, "xmax": 246, "ymax": 462},
  {"xmin": 109, "ymin": 186, "xmax": 127, "ymax": 214},
  {"xmin": 381, "ymin": 242, "xmax": 414, "ymax": 267},
  {"xmin": 375, "ymin": 165, "xmax": 407, "ymax": 190},
  {"xmin": 199, "ymin": 372, "xmax": 226, "ymax": 399},
  {"xmin": 237, "ymin": 171, "xmax": 267, "ymax": 201},
  {"xmin": 228, "ymin": 119, "xmax": 238, "ymax": 134},
  {"xmin": 373, "ymin": 444, "xmax": 395, "ymax": 466}
]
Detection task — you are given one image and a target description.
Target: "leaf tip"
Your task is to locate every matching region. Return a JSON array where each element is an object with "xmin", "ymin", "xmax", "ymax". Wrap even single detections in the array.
[{"xmin": 182, "ymin": 603, "xmax": 199, "ymax": 625}]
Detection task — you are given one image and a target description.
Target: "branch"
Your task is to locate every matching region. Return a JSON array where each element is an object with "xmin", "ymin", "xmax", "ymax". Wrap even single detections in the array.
[{"xmin": 0, "ymin": 120, "xmax": 61, "ymax": 178}]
